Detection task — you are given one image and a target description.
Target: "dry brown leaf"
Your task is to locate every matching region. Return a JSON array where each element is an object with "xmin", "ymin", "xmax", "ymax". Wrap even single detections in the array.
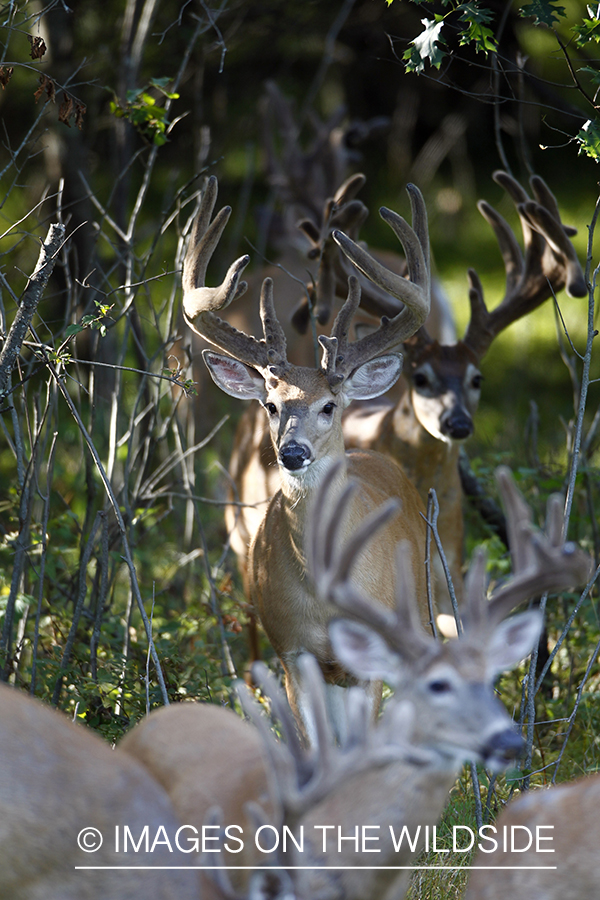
[
  {"xmin": 0, "ymin": 66, "xmax": 13, "ymax": 89},
  {"xmin": 28, "ymin": 34, "xmax": 47, "ymax": 60},
  {"xmin": 58, "ymin": 92, "xmax": 74, "ymax": 127}
]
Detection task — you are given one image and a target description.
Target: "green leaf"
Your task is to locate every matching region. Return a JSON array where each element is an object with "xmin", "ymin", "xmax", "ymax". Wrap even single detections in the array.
[
  {"xmin": 572, "ymin": 8, "xmax": 600, "ymax": 44},
  {"xmin": 404, "ymin": 17, "xmax": 447, "ymax": 73},
  {"xmin": 520, "ymin": 0, "xmax": 566, "ymax": 26},
  {"xmin": 504, "ymin": 767, "xmax": 524, "ymax": 786},
  {"xmin": 458, "ymin": 3, "xmax": 495, "ymax": 25},
  {"xmin": 64, "ymin": 323, "xmax": 84, "ymax": 337},
  {"xmin": 578, "ymin": 65, "xmax": 600, "ymax": 86},
  {"xmin": 459, "ymin": 20, "xmax": 498, "ymax": 53},
  {"xmin": 577, "ymin": 118, "xmax": 600, "ymax": 161}
]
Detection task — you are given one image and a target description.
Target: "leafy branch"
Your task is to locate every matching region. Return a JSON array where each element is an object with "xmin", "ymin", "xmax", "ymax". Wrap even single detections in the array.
[
  {"xmin": 387, "ymin": 0, "xmax": 600, "ymax": 162},
  {"xmin": 109, "ymin": 78, "xmax": 180, "ymax": 146}
]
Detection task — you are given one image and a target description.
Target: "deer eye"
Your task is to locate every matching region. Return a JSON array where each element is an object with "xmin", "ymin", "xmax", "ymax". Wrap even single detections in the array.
[
  {"xmin": 471, "ymin": 373, "xmax": 483, "ymax": 390},
  {"xmin": 428, "ymin": 679, "xmax": 452, "ymax": 694},
  {"xmin": 321, "ymin": 402, "xmax": 335, "ymax": 416},
  {"xmin": 413, "ymin": 372, "xmax": 429, "ymax": 389},
  {"xmin": 264, "ymin": 402, "xmax": 278, "ymax": 416}
]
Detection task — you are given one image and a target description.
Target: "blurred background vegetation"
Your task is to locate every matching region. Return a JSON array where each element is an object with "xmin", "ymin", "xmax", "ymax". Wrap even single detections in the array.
[{"xmin": 0, "ymin": 2, "xmax": 599, "ymax": 892}]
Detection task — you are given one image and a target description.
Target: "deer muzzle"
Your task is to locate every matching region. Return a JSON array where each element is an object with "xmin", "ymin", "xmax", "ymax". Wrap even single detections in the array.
[
  {"xmin": 279, "ymin": 440, "xmax": 313, "ymax": 472},
  {"xmin": 480, "ymin": 727, "xmax": 523, "ymax": 771},
  {"xmin": 440, "ymin": 407, "xmax": 474, "ymax": 441}
]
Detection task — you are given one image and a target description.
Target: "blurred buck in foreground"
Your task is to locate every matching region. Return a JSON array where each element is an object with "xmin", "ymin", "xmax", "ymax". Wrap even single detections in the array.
[
  {"xmin": 0, "ymin": 470, "xmax": 589, "ymax": 900},
  {"xmin": 118, "ymin": 466, "xmax": 590, "ymax": 900},
  {"xmin": 340, "ymin": 170, "xmax": 587, "ymax": 621},
  {"xmin": 465, "ymin": 770, "xmax": 600, "ymax": 900},
  {"xmin": 0, "ymin": 683, "xmax": 199, "ymax": 899},
  {"xmin": 182, "ymin": 175, "xmax": 433, "ymax": 741}
]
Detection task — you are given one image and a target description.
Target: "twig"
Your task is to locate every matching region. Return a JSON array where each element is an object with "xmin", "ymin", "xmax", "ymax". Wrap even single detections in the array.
[
  {"xmin": 424, "ymin": 492, "xmax": 438, "ymax": 640},
  {"xmin": 562, "ymin": 194, "xmax": 600, "ymax": 537},
  {"xmin": 0, "ymin": 223, "xmax": 65, "ymax": 402},
  {"xmin": 47, "ymin": 361, "xmax": 170, "ymax": 706},
  {"xmin": 422, "ymin": 488, "xmax": 461, "ymax": 635},
  {"xmin": 30, "ymin": 429, "xmax": 58, "ymax": 695}
]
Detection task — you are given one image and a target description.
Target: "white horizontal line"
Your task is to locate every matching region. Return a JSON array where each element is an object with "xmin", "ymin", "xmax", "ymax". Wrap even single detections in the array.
[{"xmin": 75, "ymin": 865, "xmax": 558, "ymax": 871}]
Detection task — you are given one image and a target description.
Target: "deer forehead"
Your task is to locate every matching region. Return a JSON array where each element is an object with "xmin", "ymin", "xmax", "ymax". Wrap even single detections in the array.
[
  {"xmin": 408, "ymin": 340, "xmax": 479, "ymax": 376},
  {"xmin": 415, "ymin": 641, "xmax": 488, "ymax": 683},
  {"xmin": 265, "ymin": 367, "xmax": 336, "ymax": 404}
]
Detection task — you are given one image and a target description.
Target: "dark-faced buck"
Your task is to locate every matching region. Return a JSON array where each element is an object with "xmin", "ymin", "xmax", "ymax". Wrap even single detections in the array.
[
  {"xmin": 339, "ymin": 170, "xmax": 586, "ymax": 623},
  {"xmin": 115, "ymin": 466, "xmax": 590, "ymax": 900},
  {"xmin": 182, "ymin": 175, "xmax": 433, "ymax": 741}
]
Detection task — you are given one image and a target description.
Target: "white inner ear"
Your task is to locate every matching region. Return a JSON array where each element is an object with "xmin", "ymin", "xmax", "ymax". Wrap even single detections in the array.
[
  {"xmin": 329, "ymin": 619, "xmax": 402, "ymax": 683},
  {"xmin": 202, "ymin": 351, "xmax": 266, "ymax": 401},
  {"xmin": 343, "ymin": 354, "xmax": 403, "ymax": 402},
  {"xmin": 486, "ymin": 610, "xmax": 543, "ymax": 677}
]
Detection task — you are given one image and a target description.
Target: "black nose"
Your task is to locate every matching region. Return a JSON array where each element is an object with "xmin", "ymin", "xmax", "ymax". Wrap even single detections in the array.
[
  {"xmin": 279, "ymin": 441, "xmax": 311, "ymax": 471},
  {"xmin": 482, "ymin": 728, "xmax": 523, "ymax": 765},
  {"xmin": 441, "ymin": 412, "xmax": 473, "ymax": 441}
]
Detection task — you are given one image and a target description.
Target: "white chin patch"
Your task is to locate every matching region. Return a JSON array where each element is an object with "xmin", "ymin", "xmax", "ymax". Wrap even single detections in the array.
[
  {"xmin": 427, "ymin": 425, "xmax": 452, "ymax": 444},
  {"xmin": 279, "ymin": 457, "xmax": 332, "ymax": 493}
]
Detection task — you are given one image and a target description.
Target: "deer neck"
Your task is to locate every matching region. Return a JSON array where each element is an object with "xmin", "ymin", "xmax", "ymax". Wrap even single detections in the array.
[
  {"xmin": 277, "ymin": 454, "xmax": 349, "ymax": 553},
  {"xmin": 391, "ymin": 396, "xmax": 458, "ymax": 481}
]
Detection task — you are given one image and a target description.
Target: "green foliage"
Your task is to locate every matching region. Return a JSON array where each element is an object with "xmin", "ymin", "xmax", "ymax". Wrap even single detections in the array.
[
  {"xmin": 403, "ymin": 2, "xmax": 498, "ymax": 72},
  {"xmin": 572, "ymin": 6, "xmax": 600, "ymax": 45},
  {"xmin": 577, "ymin": 118, "xmax": 600, "ymax": 162},
  {"xmin": 458, "ymin": 3, "xmax": 497, "ymax": 53},
  {"xmin": 404, "ymin": 17, "xmax": 447, "ymax": 73},
  {"xmin": 519, "ymin": 0, "xmax": 566, "ymax": 27},
  {"xmin": 109, "ymin": 78, "xmax": 179, "ymax": 146},
  {"xmin": 64, "ymin": 300, "xmax": 114, "ymax": 339}
]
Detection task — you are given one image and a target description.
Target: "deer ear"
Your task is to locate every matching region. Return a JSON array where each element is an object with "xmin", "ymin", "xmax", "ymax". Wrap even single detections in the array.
[
  {"xmin": 342, "ymin": 354, "xmax": 403, "ymax": 402},
  {"xmin": 486, "ymin": 610, "xmax": 543, "ymax": 677},
  {"xmin": 329, "ymin": 619, "xmax": 403, "ymax": 684},
  {"xmin": 202, "ymin": 350, "xmax": 266, "ymax": 401}
]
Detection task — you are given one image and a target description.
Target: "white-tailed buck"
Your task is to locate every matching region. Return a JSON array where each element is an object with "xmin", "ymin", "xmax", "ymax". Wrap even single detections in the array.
[
  {"xmin": 182, "ymin": 174, "xmax": 433, "ymax": 740},
  {"xmin": 464, "ymin": 771, "xmax": 600, "ymax": 900},
  {"xmin": 0, "ymin": 683, "xmax": 199, "ymax": 900},
  {"xmin": 179, "ymin": 85, "xmax": 453, "ymax": 421},
  {"xmin": 117, "ymin": 466, "xmax": 590, "ymax": 900},
  {"xmin": 324, "ymin": 170, "xmax": 586, "ymax": 620}
]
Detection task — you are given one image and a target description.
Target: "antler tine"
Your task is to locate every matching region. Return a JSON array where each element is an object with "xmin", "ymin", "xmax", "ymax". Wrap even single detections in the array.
[
  {"xmin": 485, "ymin": 467, "xmax": 593, "ymax": 624},
  {"xmin": 306, "ymin": 459, "xmax": 400, "ymax": 631},
  {"xmin": 463, "ymin": 170, "xmax": 586, "ymax": 360},
  {"xmin": 201, "ymin": 806, "xmax": 245, "ymax": 900},
  {"xmin": 319, "ymin": 275, "xmax": 407, "ymax": 388},
  {"xmin": 462, "ymin": 546, "xmax": 489, "ymax": 630},
  {"xmin": 259, "ymin": 277, "xmax": 289, "ymax": 372},
  {"xmin": 182, "ymin": 176, "xmax": 250, "ymax": 314},
  {"xmin": 281, "ymin": 656, "xmax": 417, "ymax": 821},
  {"xmin": 476, "ymin": 199, "xmax": 525, "ymax": 297},
  {"xmin": 183, "ymin": 177, "xmax": 285, "ymax": 372},
  {"xmin": 249, "ymin": 662, "xmax": 308, "ymax": 768},
  {"xmin": 291, "ymin": 180, "xmax": 370, "ymax": 334},
  {"xmin": 329, "ymin": 183, "xmax": 431, "ymax": 378},
  {"xmin": 496, "ymin": 466, "xmax": 535, "ymax": 576},
  {"xmin": 306, "ymin": 462, "xmax": 430, "ymax": 662},
  {"xmin": 333, "ymin": 185, "xmax": 430, "ymax": 312},
  {"xmin": 387, "ymin": 541, "xmax": 433, "ymax": 658},
  {"xmin": 306, "ymin": 458, "xmax": 354, "ymax": 587},
  {"xmin": 521, "ymin": 195, "xmax": 587, "ymax": 298}
]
